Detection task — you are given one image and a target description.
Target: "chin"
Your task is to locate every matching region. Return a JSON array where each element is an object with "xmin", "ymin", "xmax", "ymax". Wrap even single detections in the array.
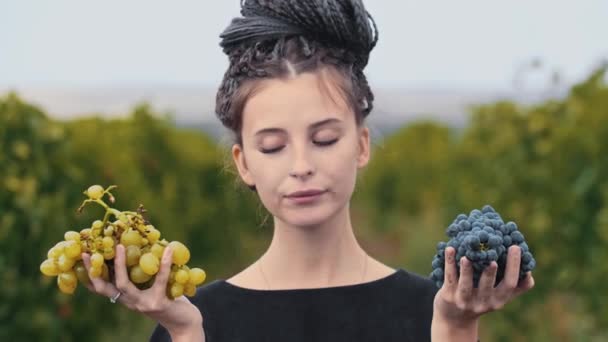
[
  {"xmin": 288, "ymin": 217, "xmax": 329, "ymax": 228},
  {"xmin": 280, "ymin": 203, "xmax": 342, "ymax": 228}
]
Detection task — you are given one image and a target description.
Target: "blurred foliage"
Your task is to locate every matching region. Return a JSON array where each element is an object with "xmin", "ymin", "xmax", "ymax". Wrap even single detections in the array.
[{"xmin": 0, "ymin": 65, "xmax": 606, "ymax": 341}]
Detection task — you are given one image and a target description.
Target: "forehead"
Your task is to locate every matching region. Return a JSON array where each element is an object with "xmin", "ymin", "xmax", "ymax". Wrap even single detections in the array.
[{"xmin": 241, "ymin": 71, "xmax": 352, "ymax": 134}]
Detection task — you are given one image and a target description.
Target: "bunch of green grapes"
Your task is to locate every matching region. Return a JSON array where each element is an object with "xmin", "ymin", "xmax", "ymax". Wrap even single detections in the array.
[{"xmin": 40, "ymin": 184, "xmax": 206, "ymax": 299}]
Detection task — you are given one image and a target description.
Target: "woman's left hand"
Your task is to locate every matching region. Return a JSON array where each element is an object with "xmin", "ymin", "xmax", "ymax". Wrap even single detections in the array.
[{"xmin": 433, "ymin": 245, "xmax": 535, "ymax": 327}]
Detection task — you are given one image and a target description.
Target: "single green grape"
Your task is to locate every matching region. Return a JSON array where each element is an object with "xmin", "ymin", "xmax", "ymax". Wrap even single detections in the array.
[
  {"xmin": 47, "ymin": 246, "xmax": 62, "ymax": 259},
  {"xmin": 92, "ymin": 220, "xmax": 104, "ymax": 230},
  {"xmin": 129, "ymin": 265, "xmax": 152, "ymax": 283},
  {"xmin": 103, "ymin": 247, "xmax": 115, "ymax": 260},
  {"xmin": 74, "ymin": 261, "xmax": 91, "ymax": 285},
  {"xmin": 184, "ymin": 283, "xmax": 196, "ymax": 297},
  {"xmin": 57, "ymin": 254, "xmax": 76, "ymax": 272},
  {"xmin": 89, "ymin": 265, "xmax": 102, "ymax": 278},
  {"xmin": 103, "ymin": 226, "xmax": 114, "ymax": 237},
  {"xmin": 102, "ymin": 236, "xmax": 114, "ymax": 248},
  {"xmin": 175, "ymin": 269, "xmax": 189, "ymax": 284},
  {"xmin": 126, "ymin": 245, "xmax": 141, "ymax": 266},
  {"xmin": 120, "ymin": 229, "xmax": 142, "ymax": 247},
  {"xmin": 167, "ymin": 241, "xmax": 190, "ymax": 266},
  {"xmin": 64, "ymin": 231, "xmax": 80, "ymax": 242},
  {"xmin": 40, "ymin": 259, "xmax": 59, "ymax": 276},
  {"xmin": 57, "ymin": 276, "xmax": 77, "ymax": 294},
  {"xmin": 64, "ymin": 240, "xmax": 81, "ymax": 259},
  {"xmin": 58, "ymin": 270, "xmax": 77, "ymax": 287},
  {"xmin": 150, "ymin": 243, "xmax": 165, "ymax": 259},
  {"xmin": 188, "ymin": 268, "xmax": 206, "ymax": 285},
  {"xmin": 139, "ymin": 253, "xmax": 160, "ymax": 276},
  {"xmin": 90, "ymin": 253, "xmax": 104, "ymax": 268},
  {"xmin": 146, "ymin": 227, "xmax": 161, "ymax": 244},
  {"xmin": 86, "ymin": 185, "xmax": 105, "ymax": 200},
  {"xmin": 170, "ymin": 282, "xmax": 184, "ymax": 298}
]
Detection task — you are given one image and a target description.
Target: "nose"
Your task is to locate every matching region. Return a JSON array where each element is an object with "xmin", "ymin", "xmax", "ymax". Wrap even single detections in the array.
[
  {"xmin": 288, "ymin": 146, "xmax": 315, "ymax": 179},
  {"xmin": 289, "ymin": 168, "xmax": 313, "ymax": 179}
]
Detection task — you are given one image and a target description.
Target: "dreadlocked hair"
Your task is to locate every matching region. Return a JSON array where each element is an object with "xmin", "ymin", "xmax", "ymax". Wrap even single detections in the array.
[{"xmin": 215, "ymin": 0, "xmax": 379, "ymax": 146}]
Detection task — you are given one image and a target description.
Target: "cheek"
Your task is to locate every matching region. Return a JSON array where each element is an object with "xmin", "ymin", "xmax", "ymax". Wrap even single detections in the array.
[
  {"xmin": 246, "ymin": 157, "xmax": 283, "ymax": 205},
  {"xmin": 249, "ymin": 163, "xmax": 279, "ymax": 195},
  {"xmin": 322, "ymin": 146, "xmax": 359, "ymax": 193}
]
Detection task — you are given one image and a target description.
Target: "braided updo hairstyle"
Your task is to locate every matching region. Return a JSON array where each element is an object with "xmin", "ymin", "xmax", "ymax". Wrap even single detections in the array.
[{"xmin": 216, "ymin": 0, "xmax": 378, "ymax": 145}]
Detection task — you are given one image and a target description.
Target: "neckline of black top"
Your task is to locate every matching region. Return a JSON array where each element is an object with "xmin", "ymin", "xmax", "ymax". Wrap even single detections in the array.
[{"xmin": 216, "ymin": 268, "xmax": 406, "ymax": 294}]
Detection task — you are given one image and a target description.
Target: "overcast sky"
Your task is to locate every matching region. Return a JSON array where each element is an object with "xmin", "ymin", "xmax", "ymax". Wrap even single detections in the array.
[{"xmin": 1, "ymin": 0, "xmax": 607, "ymax": 90}]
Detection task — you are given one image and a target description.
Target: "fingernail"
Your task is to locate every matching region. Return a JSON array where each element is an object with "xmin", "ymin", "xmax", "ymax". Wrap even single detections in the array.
[{"xmin": 514, "ymin": 246, "xmax": 521, "ymax": 255}]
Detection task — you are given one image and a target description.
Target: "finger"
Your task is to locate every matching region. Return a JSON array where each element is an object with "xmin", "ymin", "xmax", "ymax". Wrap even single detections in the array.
[
  {"xmin": 497, "ymin": 246, "xmax": 521, "ymax": 292},
  {"xmin": 456, "ymin": 257, "xmax": 474, "ymax": 302},
  {"xmin": 477, "ymin": 261, "xmax": 498, "ymax": 301},
  {"xmin": 82, "ymin": 252, "xmax": 115, "ymax": 296},
  {"xmin": 514, "ymin": 272, "xmax": 535, "ymax": 296},
  {"xmin": 79, "ymin": 253, "xmax": 95, "ymax": 292},
  {"xmin": 80, "ymin": 273, "xmax": 96, "ymax": 292},
  {"xmin": 152, "ymin": 245, "xmax": 173, "ymax": 294},
  {"xmin": 443, "ymin": 247, "xmax": 458, "ymax": 292},
  {"xmin": 113, "ymin": 244, "xmax": 138, "ymax": 295}
]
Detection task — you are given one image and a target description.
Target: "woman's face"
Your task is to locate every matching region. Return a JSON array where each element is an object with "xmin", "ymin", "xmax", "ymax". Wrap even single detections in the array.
[{"xmin": 232, "ymin": 70, "xmax": 370, "ymax": 228}]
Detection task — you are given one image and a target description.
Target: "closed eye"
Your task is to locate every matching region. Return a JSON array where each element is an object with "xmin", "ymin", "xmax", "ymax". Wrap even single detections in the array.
[
  {"xmin": 260, "ymin": 146, "xmax": 284, "ymax": 154},
  {"xmin": 314, "ymin": 139, "xmax": 339, "ymax": 147},
  {"xmin": 259, "ymin": 139, "xmax": 339, "ymax": 154}
]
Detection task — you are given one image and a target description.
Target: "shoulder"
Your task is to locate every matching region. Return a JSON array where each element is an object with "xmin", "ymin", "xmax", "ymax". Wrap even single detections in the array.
[
  {"xmin": 400, "ymin": 269, "xmax": 440, "ymax": 298},
  {"xmin": 387, "ymin": 268, "xmax": 439, "ymax": 311},
  {"xmin": 188, "ymin": 279, "xmax": 229, "ymax": 310},
  {"xmin": 400, "ymin": 269, "xmax": 439, "ymax": 292},
  {"xmin": 368, "ymin": 257, "xmax": 437, "ymax": 295}
]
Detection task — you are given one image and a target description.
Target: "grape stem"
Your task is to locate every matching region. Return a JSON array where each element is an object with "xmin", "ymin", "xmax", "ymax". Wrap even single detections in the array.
[{"xmin": 78, "ymin": 196, "xmax": 123, "ymax": 228}]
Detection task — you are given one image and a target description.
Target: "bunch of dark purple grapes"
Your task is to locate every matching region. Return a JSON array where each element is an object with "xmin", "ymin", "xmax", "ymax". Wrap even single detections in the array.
[{"xmin": 430, "ymin": 205, "xmax": 536, "ymax": 288}]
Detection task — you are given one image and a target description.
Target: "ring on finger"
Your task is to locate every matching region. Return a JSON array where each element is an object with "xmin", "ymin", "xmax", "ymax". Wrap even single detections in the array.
[{"xmin": 110, "ymin": 291, "xmax": 122, "ymax": 304}]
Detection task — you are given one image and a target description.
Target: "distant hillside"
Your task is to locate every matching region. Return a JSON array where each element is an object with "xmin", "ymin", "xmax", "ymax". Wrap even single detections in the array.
[{"xmin": 0, "ymin": 85, "xmax": 567, "ymax": 141}]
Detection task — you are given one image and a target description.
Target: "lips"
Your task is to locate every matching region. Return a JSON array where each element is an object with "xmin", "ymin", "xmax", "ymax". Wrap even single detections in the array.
[{"xmin": 286, "ymin": 189, "xmax": 326, "ymax": 198}]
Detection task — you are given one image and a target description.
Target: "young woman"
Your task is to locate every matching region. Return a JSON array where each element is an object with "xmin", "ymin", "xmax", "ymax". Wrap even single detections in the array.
[{"xmin": 82, "ymin": 1, "xmax": 535, "ymax": 341}]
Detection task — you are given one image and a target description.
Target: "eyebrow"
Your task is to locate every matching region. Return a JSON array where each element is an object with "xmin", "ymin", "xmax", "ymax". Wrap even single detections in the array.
[{"xmin": 254, "ymin": 118, "xmax": 343, "ymax": 137}]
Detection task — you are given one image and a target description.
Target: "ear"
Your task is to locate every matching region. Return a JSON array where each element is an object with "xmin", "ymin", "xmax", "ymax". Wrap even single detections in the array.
[
  {"xmin": 357, "ymin": 126, "xmax": 370, "ymax": 168},
  {"xmin": 232, "ymin": 143, "xmax": 255, "ymax": 187}
]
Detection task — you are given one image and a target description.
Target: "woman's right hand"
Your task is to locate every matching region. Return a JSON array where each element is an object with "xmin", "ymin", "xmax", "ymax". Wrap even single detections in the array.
[{"xmin": 81, "ymin": 244, "xmax": 205, "ymax": 341}]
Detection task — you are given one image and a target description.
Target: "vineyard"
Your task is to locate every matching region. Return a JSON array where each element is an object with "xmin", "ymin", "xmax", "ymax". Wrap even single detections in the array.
[{"xmin": 1, "ymin": 66, "xmax": 606, "ymax": 341}]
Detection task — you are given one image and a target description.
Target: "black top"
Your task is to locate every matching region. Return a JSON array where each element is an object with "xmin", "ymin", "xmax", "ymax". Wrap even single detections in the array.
[{"xmin": 150, "ymin": 268, "xmax": 440, "ymax": 342}]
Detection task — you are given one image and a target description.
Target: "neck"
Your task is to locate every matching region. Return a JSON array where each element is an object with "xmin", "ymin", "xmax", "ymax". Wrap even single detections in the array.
[{"xmin": 258, "ymin": 201, "xmax": 367, "ymax": 289}]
